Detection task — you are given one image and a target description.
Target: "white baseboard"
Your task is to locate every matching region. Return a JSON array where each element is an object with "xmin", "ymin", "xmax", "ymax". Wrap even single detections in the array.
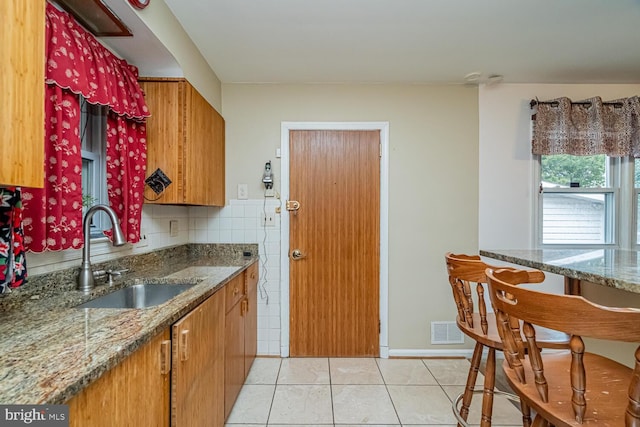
[{"xmin": 389, "ymin": 348, "xmax": 474, "ymax": 358}]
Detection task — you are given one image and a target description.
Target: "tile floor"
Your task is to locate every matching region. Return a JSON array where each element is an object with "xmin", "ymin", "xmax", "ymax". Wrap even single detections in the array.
[{"xmin": 226, "ymin": 357, "xmax": 523, "ymax": 426}]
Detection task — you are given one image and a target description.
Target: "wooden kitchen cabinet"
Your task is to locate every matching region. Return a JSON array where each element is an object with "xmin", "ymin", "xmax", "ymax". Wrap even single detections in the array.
[
  {"xmin": 0, "ymin": 0, "xmax": 45, "ymax": 188},
  {"xmin": 244, "ymin": 261, "xmax": 258, "ymax": 378},
  {"xmin": 67, "ymin": 328, "xmax": 171, "ymax": 427},
  {"xmin": 139, "ymin": 78, "xmax": 225, "ymax": 206},
  {"xmin": 224, "ymin": 262, "xmax": 259, "ymax": 420},
  {"xmin": 172, "ymin": 289, "xmax": 225, "ymax": 427}
]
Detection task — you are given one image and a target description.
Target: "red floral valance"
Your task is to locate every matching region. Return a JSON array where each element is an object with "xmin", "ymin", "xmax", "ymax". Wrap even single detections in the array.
[{"xmin": 45, "ymin": 3, "xmax": 150, "ymax": 120}]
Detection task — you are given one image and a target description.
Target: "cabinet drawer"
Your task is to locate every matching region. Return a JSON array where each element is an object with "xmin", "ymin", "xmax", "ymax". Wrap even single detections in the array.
[
  {"xmin": 225, "ymin": 275, "xmax": 245, "ymax": 312},
  {"xmin": 244, "ymin": 261, "xmax": 258, "ymax": 294}
]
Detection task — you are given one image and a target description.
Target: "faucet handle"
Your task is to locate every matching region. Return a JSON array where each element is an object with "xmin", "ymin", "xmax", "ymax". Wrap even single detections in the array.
[{"xmin": 105, "ymin": 269, "xmax": 129, "ymax": 286}]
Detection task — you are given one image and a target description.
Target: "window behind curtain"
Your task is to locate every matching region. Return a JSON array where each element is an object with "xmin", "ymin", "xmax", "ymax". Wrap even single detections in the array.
[{"xmin": 80, "ymin": 97, "xmax": 108, "ymax": 238}]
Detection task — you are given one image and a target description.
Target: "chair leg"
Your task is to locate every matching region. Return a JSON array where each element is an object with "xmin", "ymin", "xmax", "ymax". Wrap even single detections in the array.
[
  {"xmin": 480, "ymin": 347, "xmax": 496, "ymax": 427},
  {"xmin": 520, "ymin": 400, "xmax": 532, "ymax": 427},
  {"xmin": 458, "ymin": 342, "xmax": 484, "ymax": 427}
]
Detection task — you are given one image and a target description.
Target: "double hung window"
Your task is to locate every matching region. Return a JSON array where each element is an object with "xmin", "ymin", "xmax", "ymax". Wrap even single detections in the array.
[{"xmin": 537, "ymin": 154, "xmax": 640, "ymax": 248}]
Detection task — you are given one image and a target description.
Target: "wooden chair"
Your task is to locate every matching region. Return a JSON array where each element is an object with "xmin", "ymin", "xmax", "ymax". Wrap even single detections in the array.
[
  {"xmin": 445, "ymin": 253, "xmax": 569, "ymax": 427},
  {"xmin": 486, "ymin": 267, "xmax": 640, "ymax": 427}
]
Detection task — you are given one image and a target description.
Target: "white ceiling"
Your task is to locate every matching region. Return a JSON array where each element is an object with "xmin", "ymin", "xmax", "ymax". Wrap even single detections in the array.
[{"xmin": 114, "ymin": 0, "xmax": 640, "ymax": 85}]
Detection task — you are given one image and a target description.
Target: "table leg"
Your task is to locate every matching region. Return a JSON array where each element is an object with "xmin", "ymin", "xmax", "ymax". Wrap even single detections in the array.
[{"xmin": 564, "ymin": 277, "xmax": 582, "ymax": 295}]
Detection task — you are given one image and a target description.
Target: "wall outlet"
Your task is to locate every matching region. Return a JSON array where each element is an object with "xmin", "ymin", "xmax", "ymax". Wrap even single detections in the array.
[
  {"xmin": 137, "ymin": 228, "xmax": 149, "ymax": 248},
  {"xmin": 238, "ymin": 183, "xmax": 249, "ymax": 200},
  {"xmin": 262, "ymin": 213, "xmax": 275, "ymax": 227},
  {"xmin": 169, "ymin": 220, "xmax": 179, "ymax": 237},
  {"xmin": 265, "ymin": 188, "xmax": 275, "ymax": 197}
]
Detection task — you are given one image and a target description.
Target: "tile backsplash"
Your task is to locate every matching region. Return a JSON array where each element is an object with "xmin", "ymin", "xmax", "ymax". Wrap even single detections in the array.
[
  {"xmin": 190, "ymin": 199, "xmax": 282, "ymax": 356},
  {"xmin": 25, "ymin": 198, "xmax": 282, "ymax": 355}
]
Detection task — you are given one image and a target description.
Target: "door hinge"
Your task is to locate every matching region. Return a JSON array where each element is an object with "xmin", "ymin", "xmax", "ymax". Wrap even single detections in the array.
[
  {"xmin": 379, "ymin": 142, "xmax": 382, "ymax": 158},
  {"xmin": 378, "ymin": 320, "xmax": 381, "ymax": 334}
]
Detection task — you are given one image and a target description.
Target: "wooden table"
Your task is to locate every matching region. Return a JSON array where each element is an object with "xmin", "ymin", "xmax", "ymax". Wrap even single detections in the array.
[{"xmin": 479, "ymin": 249, "xmax": 640, "ymax": 295}]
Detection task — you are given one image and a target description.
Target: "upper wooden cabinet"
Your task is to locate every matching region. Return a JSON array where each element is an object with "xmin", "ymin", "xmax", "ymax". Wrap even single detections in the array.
[
  {"xmin": 0, "ymin": 0, "xmax": 45, "ymax": 188},
  {"xmin": 139, "ymin": 78, "xmax": 225, "ymax": 206}
]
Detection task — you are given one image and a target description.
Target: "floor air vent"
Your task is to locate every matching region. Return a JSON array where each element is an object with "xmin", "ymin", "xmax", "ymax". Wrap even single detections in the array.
[{"xmin": 431, "ymin": 321, "xmax": 464, "ymax": 344}]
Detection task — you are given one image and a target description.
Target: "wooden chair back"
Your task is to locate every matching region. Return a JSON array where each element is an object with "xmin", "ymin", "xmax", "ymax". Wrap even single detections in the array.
[
  {"xmin": 486, "ymin": 267, "xmax": 640, "ymax": 426},
  {"xmin": 445, "ymin": 252, "xmax": 544, "ymax": 336}
]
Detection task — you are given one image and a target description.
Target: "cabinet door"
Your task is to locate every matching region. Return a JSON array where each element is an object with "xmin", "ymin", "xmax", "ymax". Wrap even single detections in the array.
[
  {"xmin": 67, "ymin": 329, "xmax": 171, "ymax": 427},
  {"xmin": 244, "ymin": 263, "xmax": 258, "ymax": 377},
  {"xmin": 224, "ymin": 299, "xmax": 245, "ymax": 420},
  {"xmin": 139, "ymin": 79, "xmax": 184, "ymax": 204},
  {"xmin": 0, "ymin": 0, "xmax": 45, "ymax": 188},
  {"xmin": 172, "ymin": 291, "xmax": 225, "ymax": 427},
  {"xmin": 183, "ymin": 83, "xmax": 225, "ymax": 206}
]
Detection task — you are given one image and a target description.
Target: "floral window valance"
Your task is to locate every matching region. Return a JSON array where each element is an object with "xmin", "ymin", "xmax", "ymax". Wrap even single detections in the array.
[
  {"xmin": 531, "ymin": 96, "xmax": 640, "ymax": 157},
  {"xmin": 44, "ymin": 3, "xmax": 149, "ymax": 120}
]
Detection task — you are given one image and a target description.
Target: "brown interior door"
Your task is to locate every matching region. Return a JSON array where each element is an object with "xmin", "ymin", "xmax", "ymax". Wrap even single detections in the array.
[{"xmin": 289, "ymin": 129, "xmax": 380, "ymax": 357}]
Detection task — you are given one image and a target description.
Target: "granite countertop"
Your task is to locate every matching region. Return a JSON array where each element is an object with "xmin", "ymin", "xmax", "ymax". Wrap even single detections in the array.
[
  {"xmin": 480, "ymin": 248, "xmax": 640, "ymax": 294},
  {"xmin": 0, "ymin": 244, "xmax": 258, "ymax": 404}
]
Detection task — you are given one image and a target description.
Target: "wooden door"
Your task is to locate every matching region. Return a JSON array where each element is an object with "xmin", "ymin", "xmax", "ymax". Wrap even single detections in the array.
[
  {"xmin": 172, "ymin": 291, "xmax": 225, "ymax": 427},
  {"xmin": 289, "ymin": 130, "xmax": 380, "ymax": 357}
]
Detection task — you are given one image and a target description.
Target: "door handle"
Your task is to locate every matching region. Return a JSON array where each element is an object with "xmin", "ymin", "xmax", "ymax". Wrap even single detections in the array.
[{"xmin": 291, "ymin": 249, "xmax": 306, "ymax": 260}]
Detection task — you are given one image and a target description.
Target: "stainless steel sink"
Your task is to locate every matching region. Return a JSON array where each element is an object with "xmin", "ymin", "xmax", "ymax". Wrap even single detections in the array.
[{"xmin": 76, "ymin": 283, "xmax": 196, "ymax": 309}]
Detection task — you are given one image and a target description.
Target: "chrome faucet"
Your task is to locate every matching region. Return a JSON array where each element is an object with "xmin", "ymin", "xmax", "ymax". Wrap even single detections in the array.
[{"xmin": 77, "ymin": 204, "xmax": 127, "ymax": 292}]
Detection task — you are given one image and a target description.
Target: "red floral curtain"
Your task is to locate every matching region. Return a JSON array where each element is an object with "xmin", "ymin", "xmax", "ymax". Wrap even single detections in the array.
[
  {"xmin": 106, "ymin": 113, "xmax": 147, "ymax": 243},
  {"xmin": 21, "ymin": 3, "xmax": 150, "ymax": 254},
  {"xmin": 22, "ymin": 85, "xmax": 83, "ymax": 252}
]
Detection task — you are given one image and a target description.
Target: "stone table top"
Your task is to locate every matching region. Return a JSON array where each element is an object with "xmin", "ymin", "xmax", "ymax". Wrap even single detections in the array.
[{"xmin": 480, "ymin": 248, "xmax": 640, "ymax": 294}]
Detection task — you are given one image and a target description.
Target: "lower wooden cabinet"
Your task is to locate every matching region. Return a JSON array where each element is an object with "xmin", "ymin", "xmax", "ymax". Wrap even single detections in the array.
[
  {"xmin": 67, "ymin": 328, "xmax": 171, "ymax": 427},
  {"xmin": 172, "ymin": 289, "xmax": 225, "ymax": 427},
  {"xmin": 68, "ymin": 262, "xmax": 258, "ymax": 426},
  {"xmin": 244, "ymin": 262, "xmax": 258, "ymax": 378},
  {"xmin": 225, "ymin": 261, "xmax": 259, "ymax": 420}
]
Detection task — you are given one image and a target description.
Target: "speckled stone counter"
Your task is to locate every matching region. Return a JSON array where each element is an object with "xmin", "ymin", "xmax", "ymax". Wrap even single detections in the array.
[
  {"xmin": 0, "ymin": 243, "xmax": 258, "ymax": 404},
  {"xmin": 480, "ymin": 248, "xmax": 640, "ymax": 293}
]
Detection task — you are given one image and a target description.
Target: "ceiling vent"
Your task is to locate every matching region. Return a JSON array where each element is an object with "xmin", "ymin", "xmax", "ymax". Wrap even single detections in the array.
[{"xmin": 51, "ymin": 0, "xmax": 132, "ymax": 37}]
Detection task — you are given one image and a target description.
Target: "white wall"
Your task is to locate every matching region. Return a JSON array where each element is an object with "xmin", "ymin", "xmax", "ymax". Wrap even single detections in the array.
[
  {"xmin": 479, "ymin": 83, "xmax": 640, "ymax": 366},
  {"xmin": 222, "ymin": 83, "xmax": 479, "ymax": 353},
  {"xmin": 131, "ymin": 0, "xmax": 222, "ymax": 110}
]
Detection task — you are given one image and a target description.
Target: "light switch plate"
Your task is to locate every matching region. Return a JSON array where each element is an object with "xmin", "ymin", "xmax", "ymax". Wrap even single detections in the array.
[
  {"xmin": 169, "ymin": 220, "xmax": 179, "ymax": 237},
  {"xmin": 238, "ymin": 183, "xmax": 248, "ymax": 200}
]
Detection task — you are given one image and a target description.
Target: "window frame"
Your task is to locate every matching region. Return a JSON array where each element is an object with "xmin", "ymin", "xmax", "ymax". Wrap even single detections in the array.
[
  {"xmin": 534, "ymin": 155, "xmax": 639, "ymax": 249},
  {"xmin": 80, "ymin": 97, "xmax": 109, "ymax": 240}
]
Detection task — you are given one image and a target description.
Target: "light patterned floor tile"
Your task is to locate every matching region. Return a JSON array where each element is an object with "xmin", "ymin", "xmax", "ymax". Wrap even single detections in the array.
[
  {"xmin": 330, "ymin": 358, "xmax": 384, "ymax": 384},
  {"xmin": 387, "ymin": 385, "xmax": 457, "ymax": 425},
  {"xmin": 268, "ymin": 385, "xmax": 334, "ymax": 424},
  {"xmin": 376, "ymin": 358, "xmax": 438, "ymax": 385},
  {"xmin": 332, "ymin": 385, "xmax": 399, "ymax": 424},
  {"xmin": 277, "ymin": 358, "xmax": 330, "ymax": 384},
  {"xmin": 422, "ymin": 358, "xmax": 485, "ymax": 386},
  {"xmin": 245, "ymin": 357, "xmax": 282, "ymax": 384},
  {"xmin": 441, "ymin": 385, "xmax": 523, "ymax": 426},
  {"xmin": 226, "ymin": 385, "xmax": 275, "ymax": 424}
]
